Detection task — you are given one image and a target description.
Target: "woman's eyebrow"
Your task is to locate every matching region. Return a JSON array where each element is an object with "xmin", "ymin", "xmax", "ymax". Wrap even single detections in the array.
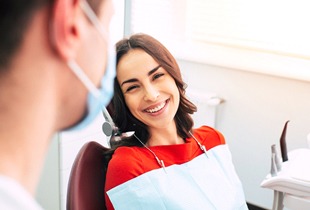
[
  {"xmin": 147, "ymin": 65, "xmax": 161, "ymax": 76},
  {"xmin": 121, "ymin": 65, "xmax": 161, "ymax": 87},
  {"xmin": 121, "ymin": 78, "xmax": 138, "ymax": 87}
]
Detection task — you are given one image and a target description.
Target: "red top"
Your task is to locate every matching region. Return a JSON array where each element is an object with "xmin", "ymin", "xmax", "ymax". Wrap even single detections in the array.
[{"xmin": 104, "ymin": 126, "xmax": 225, "ymax": 210}]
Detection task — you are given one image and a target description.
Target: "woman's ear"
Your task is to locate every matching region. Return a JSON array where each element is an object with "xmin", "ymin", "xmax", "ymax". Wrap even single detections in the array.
[{"xmin": 50, "ymin": 0, "xmax": 82, "ymax": 60}]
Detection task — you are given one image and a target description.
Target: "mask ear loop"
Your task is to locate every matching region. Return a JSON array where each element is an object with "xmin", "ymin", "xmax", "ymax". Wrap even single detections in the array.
[
  {"xmin": 80, "ymin": 0, "xmax": 109, "ymax": 39},
  {"xmin": 67, "ymin": 60, "xmax": 101, "ymax": 98}
]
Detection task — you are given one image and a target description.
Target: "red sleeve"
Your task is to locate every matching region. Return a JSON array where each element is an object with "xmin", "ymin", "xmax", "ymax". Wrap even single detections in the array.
[
  {"xmin": 194, "ymin": 126, "xmax": 226, "ymax": 150},
  {"xmin": 104, "ymin": 147, "xmax": 144, "ymax": 210}
]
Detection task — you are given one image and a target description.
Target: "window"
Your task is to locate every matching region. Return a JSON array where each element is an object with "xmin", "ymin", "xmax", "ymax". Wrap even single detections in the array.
[{"xmin": 127, "ymin": 0, "xmax": 310, "ymax": 81}]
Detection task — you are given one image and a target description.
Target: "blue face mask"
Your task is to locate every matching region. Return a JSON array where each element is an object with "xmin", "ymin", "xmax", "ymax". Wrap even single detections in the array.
[{"xmin": 65, "ymin": 1, "xmax": 116, "ymax": 131}]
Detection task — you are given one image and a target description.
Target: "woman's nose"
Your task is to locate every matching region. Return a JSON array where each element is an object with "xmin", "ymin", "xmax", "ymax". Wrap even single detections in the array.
[{"xmin": 143, "ymin": 85, "xmax": 159, "ymax": 101}]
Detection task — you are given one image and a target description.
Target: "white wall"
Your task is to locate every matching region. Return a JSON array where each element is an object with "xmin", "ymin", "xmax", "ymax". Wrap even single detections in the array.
[{"xmin": 178, "ymin": 59, "xmax": 310, "ymax": 209}]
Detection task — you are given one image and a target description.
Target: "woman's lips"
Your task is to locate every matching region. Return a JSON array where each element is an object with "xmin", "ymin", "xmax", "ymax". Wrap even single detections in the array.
[{"xmin": 144, "ymin": 99, "xmax": 169, "ymax": 114}]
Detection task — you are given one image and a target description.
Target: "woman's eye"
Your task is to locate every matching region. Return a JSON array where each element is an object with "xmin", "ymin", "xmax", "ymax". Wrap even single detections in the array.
[
  {"xmin": 153, "ymin": 73, "xmax": 164, "ymax": 80},
  {"xmin": 126, "ymin": 85, "xmax": 139, "ymax": 92}
]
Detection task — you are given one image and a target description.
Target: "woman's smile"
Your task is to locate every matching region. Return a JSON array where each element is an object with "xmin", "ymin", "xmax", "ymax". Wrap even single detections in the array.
[{"xmin": 144, "ymin": 99, "xmax": 169, "ymax": 115}]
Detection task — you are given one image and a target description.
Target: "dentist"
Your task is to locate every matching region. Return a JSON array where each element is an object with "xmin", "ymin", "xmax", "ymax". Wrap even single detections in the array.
[{"xmin": 0, "ymin": 0, "xmax": 115, "ymax": 209}]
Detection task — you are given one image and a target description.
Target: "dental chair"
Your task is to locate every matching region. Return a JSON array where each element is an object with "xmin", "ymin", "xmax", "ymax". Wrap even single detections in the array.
[{"xmin": 67, "ymin": 141, "xmax": 109, "ymax": 210}]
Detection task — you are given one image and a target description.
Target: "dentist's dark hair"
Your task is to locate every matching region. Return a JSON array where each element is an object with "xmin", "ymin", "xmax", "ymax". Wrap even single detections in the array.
[
  {"xmin": 108, "ymin": 33, "xmax": 197, "ymax": 151},
  {"xmin": 0, "ymin": 0, "xmax": 104, "ymax": 71}
]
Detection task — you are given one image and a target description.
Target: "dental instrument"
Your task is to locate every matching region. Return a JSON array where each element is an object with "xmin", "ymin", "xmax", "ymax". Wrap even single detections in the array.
[{"xmin": 280, "ymin": 121, "xmax": 289, "ymax": 162}]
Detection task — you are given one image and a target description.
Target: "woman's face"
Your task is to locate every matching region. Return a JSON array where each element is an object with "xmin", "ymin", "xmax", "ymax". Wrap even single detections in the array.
[{"xmin": 117, "ymin": 49, "xmax": 180, "ymax": 131}]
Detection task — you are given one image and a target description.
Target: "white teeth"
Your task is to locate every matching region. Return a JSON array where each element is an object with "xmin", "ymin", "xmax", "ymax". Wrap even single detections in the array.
[{"xmin": 145, "ymin": 101, "xmax": 166, "ymax": 113}]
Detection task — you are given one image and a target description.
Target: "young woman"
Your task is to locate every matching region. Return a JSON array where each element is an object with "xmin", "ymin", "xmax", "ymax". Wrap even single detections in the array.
[{"xmin": 104, "ymin": 34, "xmax": 248, "ymax": 210}]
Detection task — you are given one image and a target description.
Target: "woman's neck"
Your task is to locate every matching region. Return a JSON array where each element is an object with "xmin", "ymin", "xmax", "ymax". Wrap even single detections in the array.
[{"xmin": 147, "ymin": 122, "xmax": 184, "ymax": 147}]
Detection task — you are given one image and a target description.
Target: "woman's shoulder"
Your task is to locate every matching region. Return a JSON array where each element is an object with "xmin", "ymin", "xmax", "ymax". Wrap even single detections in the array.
[
  {"xmin": 193, "ymin": 126, "xmax": 226, "ymax": 149},
  {"xmin": 105, "ymin": 146, "xmax": 145, "ymax": 191},
  {"xmin": 108, "ymin": 146, "xmax": 143, "ymax": 171}
]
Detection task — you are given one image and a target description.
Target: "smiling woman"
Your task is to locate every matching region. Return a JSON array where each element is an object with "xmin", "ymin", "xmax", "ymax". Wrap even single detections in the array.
[
  {"xmin": 103, "ymin": 33, "xmax": 249, "ymax": 210},
  {"xmin": 116, "ymin": 49, "xmax": 180, "ymax": 138}
]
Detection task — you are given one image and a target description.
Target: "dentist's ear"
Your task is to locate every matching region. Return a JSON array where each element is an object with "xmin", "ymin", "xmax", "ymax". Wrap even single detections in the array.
[{"xmin": 50, "ymin": 0, "xmax": 82, "ymax": 60}]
